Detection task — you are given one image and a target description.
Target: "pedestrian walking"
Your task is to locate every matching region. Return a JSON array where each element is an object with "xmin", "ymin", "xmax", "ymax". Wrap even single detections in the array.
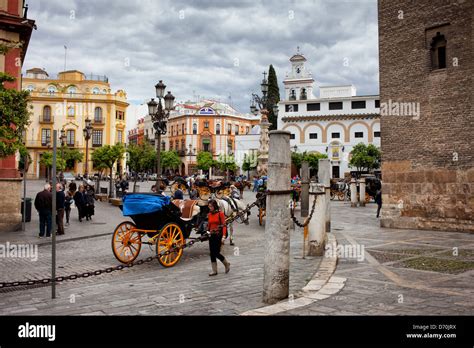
[
  {"xmin": 375, "ymin": 187, "xmax": 382, "ymax": 218},
  {"xmin": 73, "ymin": 185, "xmax": 86, "ymax": 222},
  {"xmin": 85, "ymin": 184, "xmax": 96, "ymax": 221},
  {"xmin": 55, "ymin": 183, "xmax": 65, "ymax": 235},
  {"xmin": 34, "ymin": 183, "xmax": 52, "ymax": 238},
  {"xmin": 64, "ymin": 182, "xmax": 76, "ymax": 226},
  {"xmin": 206, "ymin": 199, "xmax": 230, "ymax": 276}
]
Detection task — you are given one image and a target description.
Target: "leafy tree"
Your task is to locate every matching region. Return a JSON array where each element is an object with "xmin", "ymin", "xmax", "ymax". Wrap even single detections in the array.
[
  {"xmin": 217, "ymin": 154, "xmax": 237, "ymax": 180},
  {"xmin": 267, "ymin": 64, "xmax": 280, "ymax": 130},
  {"xmin": 39, "ymin": 152, "xmax": 66, "ymax": 180},
  {"xmin": 0, "ymin": 72, "xmax": 32, "ymax": 158},
  {"xmin": 91, "ymin": 144, "xmax": 125, "ymax": 196},
  {"xmin": 61, "ymin": 148, "xmax": 83, "ymax": 170},
  {"xmin": 127, "ymin": 144, "xmax": 156, "ymax": 191},
  {"xmin": 196, "ymin": 151, "xmax": 215, "ymax": 171},
  {"xmin": 349, "ymin": 143, "xmax": 382, "ymax": 176},
  {"xmin": 292, "ymin": 151, "xmax": 328, "ymax": 175},
  {"xmin": 160, "ymin": 150, "xmax": 181, "ymax": 173},
  {"xmin": 242, "ymin": 153, "xmax": 257, "ymax": 178},
  {"xmin": 18, "ymin": 145, "xmax": 31, "ymax": 172}
]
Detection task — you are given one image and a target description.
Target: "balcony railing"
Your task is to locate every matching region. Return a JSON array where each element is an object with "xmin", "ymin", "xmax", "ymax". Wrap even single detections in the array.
[
  {"xmin": 92, "ymin": 143, "xmax": 102, "ymax": 148},
  {"xmin": 93, "ymin": 118, "xmax": 105, "ymax": 125},
  {"xmin": 39, "ymin": 115, "xmax": 54, "ymax": 124}
]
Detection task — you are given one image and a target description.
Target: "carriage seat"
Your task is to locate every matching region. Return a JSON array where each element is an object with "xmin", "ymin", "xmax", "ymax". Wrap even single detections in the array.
[{"xmin": 172, "ymin": 199, "xmax": 200, "ymax": 221}]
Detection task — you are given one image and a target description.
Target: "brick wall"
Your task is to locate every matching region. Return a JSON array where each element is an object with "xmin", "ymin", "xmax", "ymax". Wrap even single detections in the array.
[{"xmin": 379, "ymin": 0, "xmax": 473, "ymax": 232}]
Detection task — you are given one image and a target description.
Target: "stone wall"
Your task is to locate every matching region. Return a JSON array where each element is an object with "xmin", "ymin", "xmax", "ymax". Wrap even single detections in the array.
[
  {"xmin": 0, "ymin": 178, "xmax": 23, "ymax": 232},
  {"xmin": 379, "ymin": 0, "xmax": 473, "ymax": 232}
]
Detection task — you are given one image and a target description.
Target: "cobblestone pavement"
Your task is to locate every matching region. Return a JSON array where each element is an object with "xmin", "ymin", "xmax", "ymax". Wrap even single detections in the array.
[
  {"xmin": 278, "ymin": 201, "xmax": 474, "ymax": 316},
  {"xmin": 0, "ymin": 180, "xmax": 319, "ymax": 315}
]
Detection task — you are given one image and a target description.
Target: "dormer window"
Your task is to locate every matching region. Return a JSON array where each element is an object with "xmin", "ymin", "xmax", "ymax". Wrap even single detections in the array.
[
  {"xmin": 92, "ymin": 87, "xmax": 100, "ymax": 94},
  {"xmin": 47, "ymin": 86, "xmax": 57, "ymax": 95},
  {"xmin": 431, "ymin": 32, "xmax": 447, "ymax": 70},
  {"xmin": 68, "ymin": 86, "xmax": 77, "ymax": 95}
]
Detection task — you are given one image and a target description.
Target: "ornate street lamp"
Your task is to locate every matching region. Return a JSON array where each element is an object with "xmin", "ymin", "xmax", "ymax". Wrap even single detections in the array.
[
  {"xmin": 250, "ymin": 71, "xmax": 279, "ymax": 176},
  {"xmin": 83, "ymin": 118, "xmax": 92, "ymax": 178},
  {"xmin": 148, "ymin": 80, "xmax": 175, "ymax": 190}
]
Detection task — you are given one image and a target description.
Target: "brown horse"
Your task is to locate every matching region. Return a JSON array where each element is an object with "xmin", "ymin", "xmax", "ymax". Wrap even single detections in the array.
[{"xmin": 232, "ymin": 180, "xmax": 251, "ymax": 198}]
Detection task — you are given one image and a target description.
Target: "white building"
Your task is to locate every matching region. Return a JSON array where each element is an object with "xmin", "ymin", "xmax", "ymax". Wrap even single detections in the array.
[{"xmin": 277, "ymin": 52, "xmax": 381, "ymax": 178}]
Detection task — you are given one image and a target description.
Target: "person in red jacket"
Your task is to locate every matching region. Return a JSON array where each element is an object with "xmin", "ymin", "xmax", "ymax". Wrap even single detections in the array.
[{"xmin": 207, "ymin": 199, "xmax": 230, "ymax": 276}]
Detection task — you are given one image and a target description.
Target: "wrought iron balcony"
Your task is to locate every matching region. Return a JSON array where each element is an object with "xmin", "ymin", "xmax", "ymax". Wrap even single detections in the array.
[
  {"xmin": 39, "ymin": 115, "xmax": 54, "ymax": 124},
  {"xmin": 93, "ymin": 117, "xmax": 105, "ymax": 125}
]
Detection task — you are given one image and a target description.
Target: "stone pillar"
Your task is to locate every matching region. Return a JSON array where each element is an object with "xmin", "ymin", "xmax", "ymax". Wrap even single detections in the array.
[
  {"xmin": 307, "ymin": 183, "xmax": 326, "ymax": 256},
  {"xmin": 0, "ymin": 178, "xmax": 22, "ymax": 232},
  {"xmin": 300, "ymin": 161, "xmax": 309, "ymax": 217},
  {"xmin": 359, "ymin": 177, "xmax": 366, "ymax": 207},
  {"xmin": 208, "ymin": 167, "xmax": 212, "ymax": 179},
  {"xmin": 263, "ymin": 130, "xmax": 291, "ymax": 304},
  {"xmin": 350, "ymin": 178, "xmax": 358, "ymax": 207},
  {"xmin": 318, "ymin": 159, "xmax": 331, "ymax": 233}
]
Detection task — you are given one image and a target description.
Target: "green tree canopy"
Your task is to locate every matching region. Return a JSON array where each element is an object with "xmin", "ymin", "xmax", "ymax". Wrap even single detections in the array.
[
  {"xmin": 216, "ymin": 154, "xmax": 237, "ymax": 172},
  {"xmin": 292, "ymin": 151, "xmax": 328, "ymax": 171},
  {"xmin": 0, "ymin": 72, "xmax": 31, "ymax": 158},
  {"xmin": 160, "ymin": 150, "xmax": 181, "ymax": 170},
  {"xmin": 242, "ymin": 153, "xmax": 258, "ymax": 172},
  {"xmin": 196, "ymin": 151, "xmax": 215, "ymax": 171},
  {"xmin": 39, "ymin": 152, "xmax": 66, "ymax": 172},
  {"xmin": 267, "ymin": 64, "xmax": 280, "ymax": 130},
  {"xmin": 127, "ymin": 143, "xmax": 156, "ymax": 173},
  {"xmin": 61, "ymin": 148, "xmax": 83, "ymax": 169},
  {"xmin": 349, "ymin": 143, "xmax": 381, "ymax": 174},
  {"xmin": 91, "ymin": 144, "xmax": 125, "ymax": 196}
]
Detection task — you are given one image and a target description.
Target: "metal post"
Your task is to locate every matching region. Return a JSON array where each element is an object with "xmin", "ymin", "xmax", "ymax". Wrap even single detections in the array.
[
  {"xmin": 300, "ymin": 161, "xmax": 309, "ymax": 217},
  {"xmin": 22, "ymin": 154, "xmax": 28, "ymax": 231},
  {"xmin": 85, "ymin": 136, "xmax": 89, "ymax": 178},
  {"xmin": 318, "ymin": 159, "xmax": 331, "ymax": 233},
  {"xmin": 263, "ymin": 130, "xmax": 291, "ymax": 304},
  {"xmin": 51, "ymin": 130, "xmax": 57, "ymax": 299}
]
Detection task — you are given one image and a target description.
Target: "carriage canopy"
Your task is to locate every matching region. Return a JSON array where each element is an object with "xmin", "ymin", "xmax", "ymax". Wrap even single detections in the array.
[{"xmin": 122, "ymin": 194, "xmax": 171, "ymax": 216}]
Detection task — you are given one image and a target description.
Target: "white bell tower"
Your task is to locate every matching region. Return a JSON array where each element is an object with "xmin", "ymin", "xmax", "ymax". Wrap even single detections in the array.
[{"xmin": 284, "ymin": 47, "xmax": 315, "ymax": 101}]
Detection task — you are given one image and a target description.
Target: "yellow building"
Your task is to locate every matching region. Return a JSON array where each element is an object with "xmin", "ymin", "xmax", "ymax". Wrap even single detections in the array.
[{"xmin": 22, "ymin": 69, "xmax": 129, "ymax": 178}]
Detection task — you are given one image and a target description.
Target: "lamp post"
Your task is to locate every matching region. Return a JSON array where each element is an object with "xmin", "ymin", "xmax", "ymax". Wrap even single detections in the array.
[
  {"xmin": 250, "ymin": 72, "xmax": 279, "ymax": 176},
  {"xmin": 59, "ymin": 129, "xmax": 66, "ymax": 183},
  {"xmin": 147, "ymin": 80, "xmax": 175, "ymax": 191},
  {"xmin": 83, "ymin": 118, "xmax": 92, "ymax": 178}
]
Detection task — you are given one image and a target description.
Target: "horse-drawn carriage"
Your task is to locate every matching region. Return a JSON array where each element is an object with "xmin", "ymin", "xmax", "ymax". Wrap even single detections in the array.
[{"xmin": 112, "ymin": 194, "xmax": 201, "ymax": 267}]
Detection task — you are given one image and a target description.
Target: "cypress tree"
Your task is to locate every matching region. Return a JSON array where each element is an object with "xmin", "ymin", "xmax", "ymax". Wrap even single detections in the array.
[{"xmin": 266, "ymin": 64, "xmax": 280, "ymax": 130}]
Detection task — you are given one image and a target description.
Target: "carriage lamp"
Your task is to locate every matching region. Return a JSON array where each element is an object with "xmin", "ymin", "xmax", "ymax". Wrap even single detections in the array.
[{"xmin": 83, "ymin": 118, "xmax": 93, "ymax": 177}]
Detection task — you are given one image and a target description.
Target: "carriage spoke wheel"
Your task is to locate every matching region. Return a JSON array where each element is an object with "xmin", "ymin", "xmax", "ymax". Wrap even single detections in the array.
[
  {"xmin": 156, "ymin": 223, "xmax": 184, "ymax": 267},
  {"xmin": 112, "ymin": 221, "xmax": 142, "ymax": 264}
]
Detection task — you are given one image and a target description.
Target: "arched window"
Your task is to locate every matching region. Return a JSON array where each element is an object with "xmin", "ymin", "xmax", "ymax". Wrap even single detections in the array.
[
  {"xmin": 431, "ymin": 32, "xmax": 447, "ymax": 70},
  {"xmin": 290, "ymin": 89, "xmax": 296, "ymax": 100},
  {"xmin": 216, "ymin": 123, "xmax": 221, "ymax": 135},
  {"xmin": 43, "ymin": 106, "xmax": 51, "ymax": 121},
  {"xmin": 47, "ymin": 86, "xmax": 57, "ymax": 94},
  {"xmin": 94, "ymin": 107, "xmax": 103, "ymax": 122},
  {"xmin": 300, "ymin": 88, "xmax": 307, "ymax": 100},
  {"xmin": 92, "ymin": 87, "xmax": 100, "ymax": 94},
  {"xmin": 193, "ymin": 123, "xmax": 197, "ymax": 134},
  {"xmin": 27, "ymin": 85, "xmax": 34, "ymax": 92},
  {"xmin": 67, "ymin": 86, "xmax": 76, "ymax": 95}
]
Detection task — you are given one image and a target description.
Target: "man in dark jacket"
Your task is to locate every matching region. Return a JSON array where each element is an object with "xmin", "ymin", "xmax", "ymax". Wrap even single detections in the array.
[
  {"xmin": 56, "ymin": 183, "xmax": 65, "ymax": 235},
  {"xmin": 34, "ymin": 184, "xmax": 52, "ymax": 238}
]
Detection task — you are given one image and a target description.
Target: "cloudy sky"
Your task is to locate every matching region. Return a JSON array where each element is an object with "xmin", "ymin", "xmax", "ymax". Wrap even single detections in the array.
[{"xmin": 24, "ymin": 0, "xmax": 379, "ymax": 128}]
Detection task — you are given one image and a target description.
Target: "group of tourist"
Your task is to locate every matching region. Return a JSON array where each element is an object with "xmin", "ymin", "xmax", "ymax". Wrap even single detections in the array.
[
  {"xmin": 33, "ymin": 182, "xmax": 97, "ymax": 238},
  {"xmin": 252, "ymin": 175, "xmax": 267, "ymax": 192}
]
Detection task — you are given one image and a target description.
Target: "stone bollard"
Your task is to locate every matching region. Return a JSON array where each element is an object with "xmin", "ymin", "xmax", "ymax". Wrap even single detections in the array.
[
  {"xmin": 300, "ymin": 161, "xmax": 309, "ymax": 218},
  {"xmin": 350, "ymin": 178, "xmax": 358, "ymax": 207},
  {"xmin": 263, "ymin": 130, "xmax": 291, "ymax": 305},
  {"xmin": 359, "ymin": 177, "xmax": 366, "ymax": 207},
  {"xmin": 318, "ymin": 159, "xmax": 331, "ymax": 233},
  {"xmin": 307, "ymin": 183, "xmax": 326, "ymax": 256}
]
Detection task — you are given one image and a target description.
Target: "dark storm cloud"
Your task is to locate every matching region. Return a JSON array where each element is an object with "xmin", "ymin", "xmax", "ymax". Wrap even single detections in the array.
[{"xmin": 24, "ymin": 0, "xmax": 379, "ymax": 121}]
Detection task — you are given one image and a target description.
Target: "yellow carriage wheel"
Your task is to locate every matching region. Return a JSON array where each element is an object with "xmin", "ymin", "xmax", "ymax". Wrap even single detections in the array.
[
  {"xmin": 112, "ymin": 221, "xmax": 142, "ymax": 264},
  {"xmin": 156, "ymin": 223, "xmax": 184, "ymax": 267}
]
